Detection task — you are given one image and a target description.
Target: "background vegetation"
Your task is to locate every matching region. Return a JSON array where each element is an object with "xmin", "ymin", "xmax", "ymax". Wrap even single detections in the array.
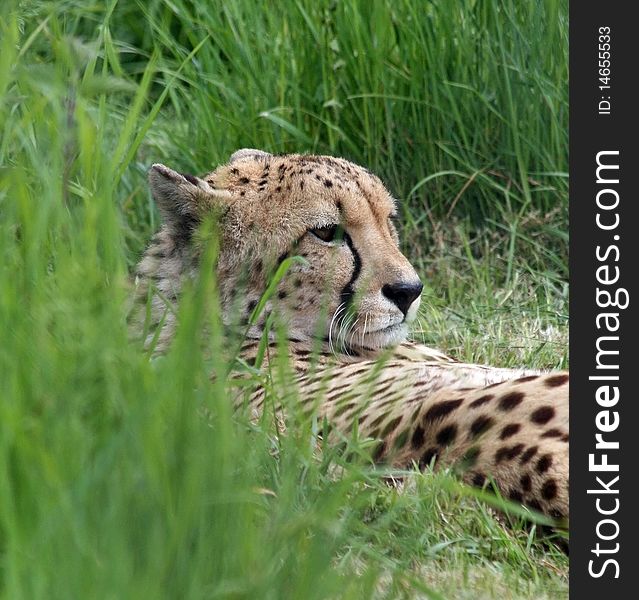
[{"xmin": 1, "ymin": 0, "xmax": 568, "ymax": 598}]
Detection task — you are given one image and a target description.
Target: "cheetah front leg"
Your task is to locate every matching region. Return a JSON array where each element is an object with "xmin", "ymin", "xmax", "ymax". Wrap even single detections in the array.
[{"xmin": 322, "ymin": 372, "xmax": 569, "ymax": 520}]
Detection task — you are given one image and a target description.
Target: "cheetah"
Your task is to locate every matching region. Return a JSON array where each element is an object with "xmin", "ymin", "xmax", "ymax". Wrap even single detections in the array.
[{"xmin": 131, "ymin": 149, "xmax": 569, "ymax": 523}]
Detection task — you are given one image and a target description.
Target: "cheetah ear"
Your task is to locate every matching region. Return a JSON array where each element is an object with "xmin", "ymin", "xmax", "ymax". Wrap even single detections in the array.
[
  {"xmin": 229, "ymin": 148, "xmax": 272, "ymax": 163},
  {"xmin": 148, "ymin": 163, "xmax": 230, "ymax": 229}
]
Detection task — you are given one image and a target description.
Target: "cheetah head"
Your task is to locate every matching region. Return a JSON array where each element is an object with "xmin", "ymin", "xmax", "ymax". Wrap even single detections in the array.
[{"xmin": 145, "ymin": 149, "xmax": 422, "ymax": 357}]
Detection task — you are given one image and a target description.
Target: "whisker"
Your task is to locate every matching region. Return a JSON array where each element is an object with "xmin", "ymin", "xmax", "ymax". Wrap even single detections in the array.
[
  {"xmin": 347, "ymin": 316, "xmax": 361, "ymax": 349},
  {"xmin": 328, "ymin": 302, "xmax": 347, "ymax": 356},
  {"xmin": 360, "ymin": 313, "xmax": 369, "ymax": 349},
  {"xmin": 337, "ymin": 310, "xmax": 353, "ymax": 352}
]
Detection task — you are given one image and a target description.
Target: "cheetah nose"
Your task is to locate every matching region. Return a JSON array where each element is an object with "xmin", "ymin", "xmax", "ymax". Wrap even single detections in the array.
[{"xmin": 382, "ymin": 280, "xmax": 423, "ymax": 316}]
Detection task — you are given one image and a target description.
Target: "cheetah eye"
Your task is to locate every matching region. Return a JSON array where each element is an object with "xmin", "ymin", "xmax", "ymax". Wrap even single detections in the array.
[{"xmin": 310, "ymin": 224, "xmax": 340, "ymax": 243}]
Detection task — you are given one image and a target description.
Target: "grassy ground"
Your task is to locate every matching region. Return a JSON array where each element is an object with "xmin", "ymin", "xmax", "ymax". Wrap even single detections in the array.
[{"xmin": 1, "ymin": 1, "xmax": 568, "ymax": 598}]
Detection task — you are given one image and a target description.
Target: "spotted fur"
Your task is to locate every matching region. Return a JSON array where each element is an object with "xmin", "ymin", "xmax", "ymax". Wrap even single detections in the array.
[{"xmin": 131, "ymin": 150, "xmax": 569, "ymax": 522}]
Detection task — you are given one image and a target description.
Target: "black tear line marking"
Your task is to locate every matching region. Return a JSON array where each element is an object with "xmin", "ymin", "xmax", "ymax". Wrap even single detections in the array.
[{"xmin": 339, "ymin": 232, "xmax": 362, "ymax": 309}]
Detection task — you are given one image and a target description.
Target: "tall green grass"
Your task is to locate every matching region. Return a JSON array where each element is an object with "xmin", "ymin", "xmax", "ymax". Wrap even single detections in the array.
[{"xmin": 1, "ymin": 1, "xmax": 568, "ymax": 598}]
